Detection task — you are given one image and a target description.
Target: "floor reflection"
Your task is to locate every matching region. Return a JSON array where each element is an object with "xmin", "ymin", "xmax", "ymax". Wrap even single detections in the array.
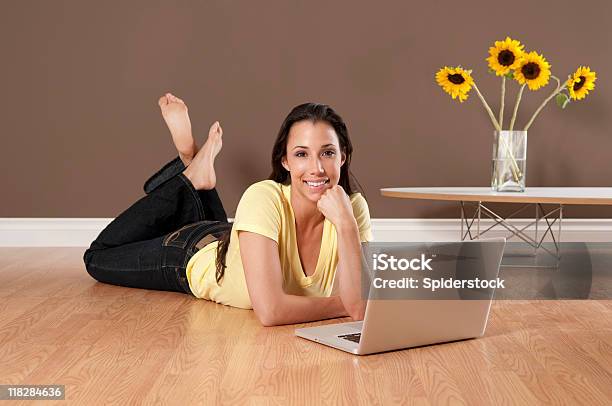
[{"xmin": 496, "ymin": 242, "xmax": 612, "ymax": 299}]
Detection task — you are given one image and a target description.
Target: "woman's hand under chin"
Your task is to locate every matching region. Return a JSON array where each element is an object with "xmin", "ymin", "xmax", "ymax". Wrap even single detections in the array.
[{"xmin": 316, "ymin": 185, "xmax": 357, "ymax": 229}]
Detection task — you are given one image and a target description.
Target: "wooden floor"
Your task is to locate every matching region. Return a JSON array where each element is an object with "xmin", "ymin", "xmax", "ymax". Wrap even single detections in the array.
[{"xmin": 1, "ymin": 247, "xmax": 611, "ymax": 405}]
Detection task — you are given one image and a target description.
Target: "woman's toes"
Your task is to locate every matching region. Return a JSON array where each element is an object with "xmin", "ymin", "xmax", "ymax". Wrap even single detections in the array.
[
  {"xmin": 165, "ymin": 93, "xmax": 186, "ymax": 105},
  {"xmin": 158, "ymin": 95, "xmax": 168, "ymax": 107},
  {"xmin": 209, "ymin": 121, "xmax": 220, "ymax": 136}
]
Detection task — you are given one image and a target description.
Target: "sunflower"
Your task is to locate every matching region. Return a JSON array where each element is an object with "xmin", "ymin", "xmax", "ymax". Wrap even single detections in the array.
[
  {"xmin": 486, "ymin": 37, "xmax": 525, "ymax": 76},
  {"xmin": 513, "ymin": 51, "xmax": 551, "ymax": 90},
  {"xmin": 566, "ymin": 66, "xmax": 597, "ymax": 100},
  {"xmin": 435, "ymin": 66, "xmax": 474, "ymax": 102}
]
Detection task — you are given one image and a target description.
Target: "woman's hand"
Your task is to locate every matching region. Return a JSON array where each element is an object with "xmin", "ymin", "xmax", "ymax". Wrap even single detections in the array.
[
  {"xmin": 318, "ymin": 186, "xmax": 365, "ymax": 321},
  {"xmin": 317, "ymin": 185, "xmax": 356, "ymax": 229}
]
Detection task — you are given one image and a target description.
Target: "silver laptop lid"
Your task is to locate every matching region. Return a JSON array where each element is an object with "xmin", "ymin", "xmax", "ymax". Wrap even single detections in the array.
[{"xmin": 357, "ymin": 238, "xmax": 505, "ymax": 354}]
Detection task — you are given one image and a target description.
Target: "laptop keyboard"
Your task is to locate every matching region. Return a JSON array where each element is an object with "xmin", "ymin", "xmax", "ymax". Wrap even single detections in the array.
[{"xmin": 338, "ymin": 333, "xmax": 361, "ymax": 343}]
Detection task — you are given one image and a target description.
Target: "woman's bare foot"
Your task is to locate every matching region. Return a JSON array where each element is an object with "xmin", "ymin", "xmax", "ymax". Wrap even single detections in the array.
[
  {"xmin": 182, "ymin": 121, "xmax": 223, "ymax": 190},
  {"xmin": 158, "ymin": 92, "xmax": 198, "ymax": 166}
]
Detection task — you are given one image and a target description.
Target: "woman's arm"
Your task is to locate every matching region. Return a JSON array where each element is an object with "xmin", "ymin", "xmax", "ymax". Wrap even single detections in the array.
[
  {"xmin": 316, "ymin": 185, "xmax": 368, "ymax": 321},
  {"xmin": 238, "ymin": 231, "xmax": 349, "ymax": 326},
  {"xmin": 334, "ymin": 218, "xmax": 367, "ymax": 321}
]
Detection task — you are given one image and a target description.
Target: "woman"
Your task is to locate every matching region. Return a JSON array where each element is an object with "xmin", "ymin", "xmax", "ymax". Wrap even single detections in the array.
[{"xmin": 83, "ymin": 93, "xmax": 372, "ymax": 326}]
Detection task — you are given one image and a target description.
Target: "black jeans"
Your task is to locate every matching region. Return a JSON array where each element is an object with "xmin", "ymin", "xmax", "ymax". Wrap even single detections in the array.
[{"xmin": 83, "ymin": 156, "xmax": 231, "ymax": 294}]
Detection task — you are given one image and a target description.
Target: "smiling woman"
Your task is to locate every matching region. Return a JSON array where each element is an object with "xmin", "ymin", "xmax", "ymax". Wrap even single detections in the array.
[
  {"xmin": 210, "ymin": 103, "xmax": 373, "ymax": 325},
  {"xmin": 83, "ymin": 99, "xmax": 373, "ymax": 327}
]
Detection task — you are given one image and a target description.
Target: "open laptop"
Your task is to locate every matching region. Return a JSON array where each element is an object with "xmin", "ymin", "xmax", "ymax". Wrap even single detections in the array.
[{"xmin": 295, "ymin": 238, "xmax": 506, "ymax": 355}]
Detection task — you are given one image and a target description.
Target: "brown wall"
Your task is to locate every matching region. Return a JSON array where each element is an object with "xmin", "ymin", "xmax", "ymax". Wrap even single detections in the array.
[{"xmin": 2, "ymin": 0, "xmax": 611, "ymax": 219}]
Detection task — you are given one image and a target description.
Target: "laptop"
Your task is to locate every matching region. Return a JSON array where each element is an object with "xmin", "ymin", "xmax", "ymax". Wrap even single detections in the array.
[{"xmin": 295, "ymin": 238, "xmax": 506, "ymax": 355}]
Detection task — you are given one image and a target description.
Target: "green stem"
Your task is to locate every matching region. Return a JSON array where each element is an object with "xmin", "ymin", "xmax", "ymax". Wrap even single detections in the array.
[
  {"xmin": 498, "ymin": 132, "xmax": 523, "ymax": 180},
  {"xmin": 509, "ymin": 84, "xmax": 526, "ymax": 131},
  {"xmin": 472, "ymin": 82, "xmax": 519, "ymax": 182},
  {"xmin": 499, "ymin": 79, "xmax": 523, "ymax": 181},
  {"xmin": 499, "ymin": 76, "xmax": 506, "ymax": 130},
  {"xmin": 472, "ymin": 83, "xmax": 501, "ymax": 131},
  {"xmin": 523, "ymin": 76, "xmax": 565, "ymax": 131}
]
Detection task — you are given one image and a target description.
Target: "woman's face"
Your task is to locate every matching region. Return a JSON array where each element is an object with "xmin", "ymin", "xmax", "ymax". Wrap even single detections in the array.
[{"xmin": 282, "ymin": 120, "xmax": 345, "ymax": 204}]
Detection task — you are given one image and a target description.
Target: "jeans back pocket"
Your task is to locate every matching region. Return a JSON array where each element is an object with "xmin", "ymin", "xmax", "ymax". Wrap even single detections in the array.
[{"xmin": 163, "ymin": 221, "xmax": 231, "ymax": 250}]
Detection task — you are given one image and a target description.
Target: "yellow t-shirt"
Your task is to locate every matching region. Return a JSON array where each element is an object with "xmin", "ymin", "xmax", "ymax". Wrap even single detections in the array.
[{"xmin": 185, "ymin": 180, "xmax": 373, "ymax": 309}]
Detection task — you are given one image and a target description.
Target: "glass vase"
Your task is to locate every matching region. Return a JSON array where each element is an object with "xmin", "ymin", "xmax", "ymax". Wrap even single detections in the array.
[{"xmin": 491, "ymin": 130, "xmax": 527, "ymax": 192}]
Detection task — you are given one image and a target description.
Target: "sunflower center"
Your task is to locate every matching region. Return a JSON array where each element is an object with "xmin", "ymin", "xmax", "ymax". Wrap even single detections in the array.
[
  {"xmin": 497, "ymin": 50, "xmax": 515, "ymax": 66},
  {"xmin": 573, "ymin": 76, "xmax": 586, "ymax": 91},
  {"xmin": 447, "ymin": 73, "xmax": 465, "ymax": 85},
  {"xmin": 521, "ymin": 62, "xmax": 541, "ymax": 80}
]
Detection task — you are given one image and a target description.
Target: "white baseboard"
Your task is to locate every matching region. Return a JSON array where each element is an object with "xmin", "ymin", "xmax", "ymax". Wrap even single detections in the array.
[
  {"xmin": 1, "ymin": 218, "xmax": 611, "ymax": 247},
  {"xmin": 0, "ymin": 218, "xmax": 116, "ymax": 247}
]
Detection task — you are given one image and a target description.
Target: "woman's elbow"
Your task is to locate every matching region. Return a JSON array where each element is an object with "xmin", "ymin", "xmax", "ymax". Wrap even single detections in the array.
[
  {"xmin": 257, "ymin": 312, "xmax": 279, "ymax": 327},
  {"xmin": 253, "ymin": 302, "xmax": 284, "ymax": 327}
]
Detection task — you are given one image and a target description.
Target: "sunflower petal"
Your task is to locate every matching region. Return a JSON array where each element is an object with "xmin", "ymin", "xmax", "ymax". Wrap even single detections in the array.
[
  {"xmin": 567, "ymin": 66, "xmax": 597, "ymax": 100},
  {"xmin": 513, "ymin": 51, "xmax": 551, "ymax": 91},
  {"xmin": 435, "ymin": 66, "xmax": 474, "ymax": 102},
  {"xmin": 487, "ymin": 37, "xmax": 525, "ymax": 76}
]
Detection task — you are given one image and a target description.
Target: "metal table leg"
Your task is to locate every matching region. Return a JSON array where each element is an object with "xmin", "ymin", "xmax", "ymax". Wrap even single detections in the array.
[{"xmin": 459, "ymin": 201, "xmax": 562, "ymax": 268}]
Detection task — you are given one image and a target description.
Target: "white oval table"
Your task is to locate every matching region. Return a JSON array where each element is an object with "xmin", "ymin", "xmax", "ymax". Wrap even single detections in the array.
[{"xmin": 380, "ymin": 187, "xmax": 612, "ymax": 263}]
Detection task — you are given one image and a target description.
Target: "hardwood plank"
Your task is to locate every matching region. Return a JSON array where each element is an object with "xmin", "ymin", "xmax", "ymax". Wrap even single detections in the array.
[
  {"xmin": 412, "ymin": 344, "xmax": 469, "ymax": 405},
  {"xmin": 1, "ymin": 248, "xmax": 611, "ymax": 404}
]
